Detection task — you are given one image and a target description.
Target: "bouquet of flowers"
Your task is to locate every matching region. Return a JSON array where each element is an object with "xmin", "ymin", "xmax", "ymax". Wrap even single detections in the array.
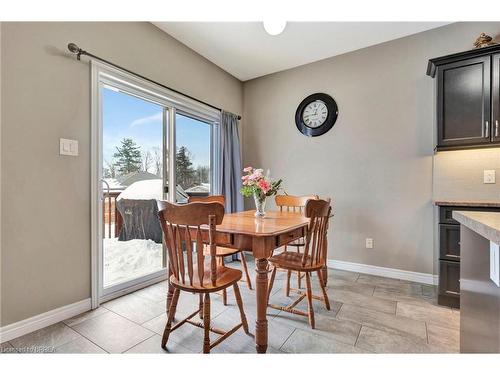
[{"xmin": 240, "ymin": 166, "xmax": 282, "ymax": 217}]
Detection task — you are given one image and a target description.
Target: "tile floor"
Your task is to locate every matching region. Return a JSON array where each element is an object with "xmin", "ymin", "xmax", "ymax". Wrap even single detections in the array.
[{"xmin": 0, "ymin": 256, "xmax": 460, "ymax": 354}]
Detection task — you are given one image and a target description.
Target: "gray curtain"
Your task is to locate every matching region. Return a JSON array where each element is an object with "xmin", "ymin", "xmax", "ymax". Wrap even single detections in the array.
[{"xmin": 219, "ymin": 111, "xmax": 244, "ymax": 213}]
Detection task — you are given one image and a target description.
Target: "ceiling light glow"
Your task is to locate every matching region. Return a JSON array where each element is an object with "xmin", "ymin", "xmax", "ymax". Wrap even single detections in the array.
[{"xmin": 263, "ymin": 20, "xmax": 287, "ymax": 36}]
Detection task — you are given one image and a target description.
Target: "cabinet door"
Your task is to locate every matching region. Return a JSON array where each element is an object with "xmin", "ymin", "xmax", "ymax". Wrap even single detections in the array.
[
  {"xmin": 437, "ymin": 56, "xmax": 491, "ymax": 149},
  {"xmin": 439, "ymin": 260, "xmax": 460, "ymax": 297},
  {"xmin": 492, "ymin": 53, "xmax": 500, "ymax": 143},
  {"xmin": 439, "ymin": 224, "xmax": 461, "ymax": 261},
  {"xmin": 438, "ymin": 260, "xmax": 460, "ymax": 308}
]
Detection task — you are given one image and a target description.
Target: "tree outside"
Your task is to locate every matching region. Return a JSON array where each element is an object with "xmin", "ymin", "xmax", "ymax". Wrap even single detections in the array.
[
  {"xmin": 113, "ymin": 138, "xmax": 142, "ymax": 175},
  {"xmin": 175, "ymin": 146, "xmax": 196, "ymax": 188},
  {"xmin": 105, "ymin": 137, "xmax": 209, "ymax": 190}
]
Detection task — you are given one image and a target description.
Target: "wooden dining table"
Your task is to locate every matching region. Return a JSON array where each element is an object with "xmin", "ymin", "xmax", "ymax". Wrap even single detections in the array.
[{"xmin": 166, "ymin": 209, "xmax": 328, "ymax": 353}]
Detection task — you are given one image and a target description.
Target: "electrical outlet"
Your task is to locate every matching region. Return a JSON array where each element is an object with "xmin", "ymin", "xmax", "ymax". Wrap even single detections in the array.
[
  {"xmin": 365, "ymin": 238, "xmax": 374, "ymax": 249},
  {"xmin": 484, "ymin": 170, "xmax": 496, "ymax": 184}
]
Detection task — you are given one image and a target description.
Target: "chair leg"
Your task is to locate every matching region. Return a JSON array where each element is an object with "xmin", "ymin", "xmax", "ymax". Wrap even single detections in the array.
[
  {"xmin": 198, "ymin": 294, "xmax": 203, "ymax": 319},
  {"xmin": 222, "ymin": 288, "xmax": 227, "ymax": 306},
  {"xmin": 219, "ymin": 257, "xmax": 228, "ymax": 305},
  {"xmin": 203, "ymin": 293, "xmax": 211, "ymax": 354},
  {"xmin": 161, "ymin": 288, "xmax": 180, "ymax": 349},
  {"xmin": 233, "ymin": 283, "xmax": 249, "ymax": 334},
  {"xmin": 321, "ymin": 265, "xmax": 328, "ymax": 287},
  {"xmin": 317, "ymin": 270, "xmax": 331, "ymax": 310},
  {"xmin": 240, "ymin": 251, "xmax": 253, "ymax": 290},
  {"xmin": 267, "ymin": 266, "xmax": 277, "ymax": 303},
  {"xmin": 297, "ymin": 271, "xmax": 302, "ymax": 289},
  {"xmin": 305, "ymin": 272, "xmax": 315, "ymax": 329},
  {"xmin": 285, "ymin": 270, "xmax": 291, "ymax": 296}
]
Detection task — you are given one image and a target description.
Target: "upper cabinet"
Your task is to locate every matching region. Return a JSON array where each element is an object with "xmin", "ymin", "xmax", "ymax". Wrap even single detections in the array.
[
  {"xmin": 428, "ymin": 44, "xmax": 500, "ymax": 151},
  {"xmin": 493, "ymin": 53, "xmax": 500, "ymax": 143}
]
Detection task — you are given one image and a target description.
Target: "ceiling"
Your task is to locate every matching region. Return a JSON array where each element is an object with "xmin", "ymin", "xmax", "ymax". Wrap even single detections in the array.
[{"xmin": 153, "ymin": 22, "xmax": 450, "ymax": 81}]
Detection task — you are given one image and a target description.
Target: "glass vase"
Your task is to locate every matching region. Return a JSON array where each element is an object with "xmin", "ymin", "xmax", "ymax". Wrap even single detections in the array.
[{"xmin": 253, "ymin": 192, "xmax": 267, "ymax": 217}]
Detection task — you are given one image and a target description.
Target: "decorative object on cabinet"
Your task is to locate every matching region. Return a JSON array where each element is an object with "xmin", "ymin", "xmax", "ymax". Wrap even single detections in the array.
[
  {"xmin": 473, "ymin": 33, "xmax": 496, "ymax": 49},
  {"xmin": 427, "ymin": 44, "xmax": 500, "ymax": 151},
  {"xmin": 295, "ymin": 93, "xmax": 339, "ymax": 137}
]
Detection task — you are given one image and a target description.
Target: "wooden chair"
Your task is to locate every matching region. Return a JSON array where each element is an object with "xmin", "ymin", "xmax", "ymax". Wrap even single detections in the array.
[
  {"xmin": 157, "ymin": 201, "xmax": 249, "ymax": 353},
  {"xmin": 188, "ymin": 195, "xmax": 253, "ymax": 306},
  {"xmin": 266, "ymin": 199, "xmax": 332, "ymax": 329},
  {"xmin": 275, "ymin": 194, "xmax": 319, "ymax": 296}
]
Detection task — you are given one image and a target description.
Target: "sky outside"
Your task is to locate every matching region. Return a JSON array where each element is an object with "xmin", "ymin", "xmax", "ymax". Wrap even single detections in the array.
[{"xmin": 102, "ymin": 87, "xmax": 211, "ymax": 174}]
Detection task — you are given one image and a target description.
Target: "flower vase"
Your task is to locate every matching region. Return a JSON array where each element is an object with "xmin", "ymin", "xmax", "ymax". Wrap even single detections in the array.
[{"xmin": 253, "ymin": 192, "xmax": 267, "ymax": 217}]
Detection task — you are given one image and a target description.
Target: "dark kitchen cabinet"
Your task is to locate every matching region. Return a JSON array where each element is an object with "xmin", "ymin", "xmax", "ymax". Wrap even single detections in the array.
[
  {"xmin": 439, "ymin": 224, "xmax": 461, "ymax": 261},
  {"xmin": 428, "ymin": 44, "xmax": 500, "ymax": 151},
  {"xmin": 439, "ymin": 260, "xmax": 460, "ymax": 306},
  {"xmin": 436, "ymin": 204, "xmax": 500, "ymax": 308},
  {"xmin": 437, "ymin": 57, "xmax": 491, "ymax": 148},
  {"xmin": 493, "ymin": 53, "xmax": 500, "ymax": 142}
]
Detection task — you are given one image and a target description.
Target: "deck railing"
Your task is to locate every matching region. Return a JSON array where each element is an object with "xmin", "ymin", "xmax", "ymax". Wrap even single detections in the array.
[{"xmin": 103, "ymin": 191, "xmax": 123, "ymax": 238}]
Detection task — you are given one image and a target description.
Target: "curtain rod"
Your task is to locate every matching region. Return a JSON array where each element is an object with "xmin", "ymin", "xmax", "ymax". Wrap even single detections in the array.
[{"xmin": 67, "ymin": 43, "xmax": 242, "ymax": 120}]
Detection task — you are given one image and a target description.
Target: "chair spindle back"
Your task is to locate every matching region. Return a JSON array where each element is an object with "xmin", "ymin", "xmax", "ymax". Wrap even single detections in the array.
[
  {"xmin": 275, "ymin": 194, "xmax": 319, "ymax": 214},
  {"xmin": 301, "ymin": 199, "xmax": 332, "ymax": 268},
  {"xmin": 157, "ymin": 201, "xmax": 225, "ymax": 287}
]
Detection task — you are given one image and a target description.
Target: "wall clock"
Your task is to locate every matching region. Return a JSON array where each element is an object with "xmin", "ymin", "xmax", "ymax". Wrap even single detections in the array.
[{"xmin": 295, "ymin": 93, "xmax": 338, "ymax": 137}]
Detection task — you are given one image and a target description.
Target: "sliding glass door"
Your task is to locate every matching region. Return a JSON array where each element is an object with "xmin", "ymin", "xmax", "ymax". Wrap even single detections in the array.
[
  {"xmin": 93, "ymin": 62, "xmax": 220, "ymax": 304},
  {"xmin": 101, "ymin": 86, "xmax": 166, "ymax": 291},
  {"xmin": 174, "ymin": 112, "xmax": 213, "ymax": 202}
]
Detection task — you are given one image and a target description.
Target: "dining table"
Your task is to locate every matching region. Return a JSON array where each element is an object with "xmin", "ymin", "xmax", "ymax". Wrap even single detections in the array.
[{"xmin": 166, "ymin": 209, "xmax": 328, "ymax": 353}]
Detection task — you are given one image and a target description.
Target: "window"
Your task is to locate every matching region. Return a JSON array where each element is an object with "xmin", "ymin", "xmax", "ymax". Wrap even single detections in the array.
[{"xmin": 175, "ymin": 113, "xmax": 212, "ymax": 202}]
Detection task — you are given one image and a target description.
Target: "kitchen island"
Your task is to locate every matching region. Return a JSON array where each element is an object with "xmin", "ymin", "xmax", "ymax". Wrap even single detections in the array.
[{"xmin": 452, "ymin": 211, "xmax": 500, "ymax": 353}]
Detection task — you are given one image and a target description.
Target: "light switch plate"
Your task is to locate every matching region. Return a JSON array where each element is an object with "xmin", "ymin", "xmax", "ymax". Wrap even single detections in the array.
[
  {"xmin": 365, "ymin": 238, "xmax": 374, "ymax": 249},
  {"xmin": 60, "ymin": 138, "xmax": 78, "ymax": 156},
  {"xmin": 491, "ymin": 241, "xmax": 500, "ymax": 287},
  {"xmin": 483, "ymin": 170, "xmax": 496, "ymax": 184}
]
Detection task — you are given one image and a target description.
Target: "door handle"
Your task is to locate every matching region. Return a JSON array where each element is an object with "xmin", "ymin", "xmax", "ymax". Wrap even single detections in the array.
[
  {"xmin": 496, "ymin": 120, "xmax": 499, "ymax": 138},
  {"xmin": 485, "ymin": 121, "xmax": 490, "ymax": 138}
]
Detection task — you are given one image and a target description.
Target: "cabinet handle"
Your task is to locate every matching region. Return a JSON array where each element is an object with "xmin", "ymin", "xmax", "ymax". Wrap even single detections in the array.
[
  {"xmin": 485, "ymin": 121, "xmax": 490, "ymax": 138},
  {"xmin": 496, "ymin": 120, "xmax": 499, "ymax": 138}
]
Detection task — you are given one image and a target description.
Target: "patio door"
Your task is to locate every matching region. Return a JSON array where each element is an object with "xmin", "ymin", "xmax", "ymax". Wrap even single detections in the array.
[
  {"xmin": 91, "ymin": 62, "xmax": 220, "ymax": 306},
  {"xmin": 99, "ymin": 85, "xmax": 168, "ymax": 301}
]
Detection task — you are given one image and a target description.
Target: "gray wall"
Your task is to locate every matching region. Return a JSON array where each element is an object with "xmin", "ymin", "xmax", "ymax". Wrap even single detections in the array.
[
  {"xmin": 242, "ymin": 22, "xmax": 500, "ymax": 275},
  {"xmin": 0, "ymin": 22, "xmax": 242, "ymax": 326}
]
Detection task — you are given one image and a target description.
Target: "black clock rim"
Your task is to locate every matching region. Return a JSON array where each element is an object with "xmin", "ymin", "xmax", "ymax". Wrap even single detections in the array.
[{"xmin": 295, "ymin": 93, "xmax": 338, "ymax": 137}]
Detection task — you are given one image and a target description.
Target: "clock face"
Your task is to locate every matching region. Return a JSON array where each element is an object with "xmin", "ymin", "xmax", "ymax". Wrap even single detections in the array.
[
  {"xmin": 302, "ymin": 100, "xmax": 328, "ymax": 128},
  {"xmin": 295, "ymin": 93, "xmax": 338, "ymax": 137}
]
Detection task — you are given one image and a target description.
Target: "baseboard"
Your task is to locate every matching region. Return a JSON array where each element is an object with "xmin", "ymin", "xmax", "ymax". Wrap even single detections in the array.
[
  {"xmin": 0, "ymin": 298, "xmax": 91, "ymax": 343},
  {"xmin": 327, "ymin": 259, "xmax": 438, "ymax": 286}
]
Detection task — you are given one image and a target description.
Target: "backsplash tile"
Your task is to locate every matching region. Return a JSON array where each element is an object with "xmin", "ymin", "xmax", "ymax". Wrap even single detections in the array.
[{"xmin": 433, "ymin": 148, "xmax": 500, "ymax": 202}]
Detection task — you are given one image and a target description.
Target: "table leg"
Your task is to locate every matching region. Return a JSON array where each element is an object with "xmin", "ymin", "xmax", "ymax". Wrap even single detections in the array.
[{"xmin": 255, "ymin": 258, "xmax": 269, "ymax": 353}]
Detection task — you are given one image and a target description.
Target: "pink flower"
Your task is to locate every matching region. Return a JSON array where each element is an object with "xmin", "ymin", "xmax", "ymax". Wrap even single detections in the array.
[
  {"xmin": 249, "ymin": 169, "xmax": 263, "ymax": 181},
  {"xmin": 258, "ymin": 179, "xmax": 271, "ymax": 194},
  {"xmin": 243, "ymin": 166, "xmax": 253, "ymax": 173}
]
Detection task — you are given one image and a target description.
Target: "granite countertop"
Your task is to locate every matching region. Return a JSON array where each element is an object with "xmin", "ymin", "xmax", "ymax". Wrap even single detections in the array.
[
  {"xmin": 452, "ymin": 211, "xmax": 500, "ymax": 244},
  {"xmin": 434, "ymin": 200, "xmax": 500, "ymax": 208}
]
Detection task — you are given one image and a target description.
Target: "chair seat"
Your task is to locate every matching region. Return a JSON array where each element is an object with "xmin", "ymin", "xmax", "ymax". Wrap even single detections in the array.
[
  {"xmin": 170, "ymin": 266, "xmax": 242, "ymax": 293},
  {"xmin": 203, "ymin": 245, "xmax": 241, "ymax": 257},
  {"xmin": 269, "ymin": 251, "xmax": 322, "ymax": 272}
]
